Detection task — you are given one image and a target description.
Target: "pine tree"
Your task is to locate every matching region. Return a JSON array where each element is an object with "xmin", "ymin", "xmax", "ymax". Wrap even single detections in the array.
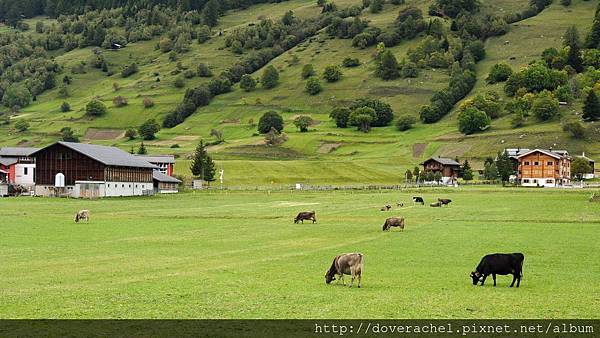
[
  {"xmin": 376, "ymin": 50, "xmax": 400, "ymax": 80},
  {"xmin": 202, "ymin": 0, "xmax": 220, "ymax": 27},
  {"xmin": 137, "ymin": 142, "xmax": 147, "ymax": 155},
  {"xmin": 461, "ymin": 160, "xmax": 473, "ymax": 181},
  {"xmin": 496, "ymin": 150, "xmax": 514, "ymax": 185},
  {"xmin": 564, "ymin": 25, "xmax": 583, "ymax": 72},
  {"xmin": 585, "ymin": 12, "xmax": 600, "ymax": 48},
  {"xmin": 583, "ymin": 90, "xmax": 600, "ymax": 121},
  {"xmin": 190, "ymin": 140, "xmax": 216, "ymax": 183}
]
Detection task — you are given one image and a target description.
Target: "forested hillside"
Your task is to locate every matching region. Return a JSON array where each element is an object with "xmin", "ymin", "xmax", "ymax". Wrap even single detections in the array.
[{"xmin": 1, "ymin": 0, "xmax": 599, "ymax": 185}]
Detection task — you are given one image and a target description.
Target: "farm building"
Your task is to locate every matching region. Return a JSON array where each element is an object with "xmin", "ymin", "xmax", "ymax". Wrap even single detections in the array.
[
  {"xmin": 421, "ymin": 157, "xmax": 460, "ymax": 184},
  {"xmin": 153, "ymin": 171, "xmax": 181, "ymax": 194},
  {"xmin": 576, "ymin": 153, "xmax": 595, "ymax": 179},
  {"xmin": 0, "ymin": 147, "xmax": 39, "ymax": 187},
  {"xmin": 136, "ymin": 155, "xmax": 175, "ymax": 176},
  {"xmin": 516, "ymin": 149, "xmax": 571, "ymax": 187},
  {"xmin": 31, "ymin": 142, "xmax": 157, "ymax": 198}
]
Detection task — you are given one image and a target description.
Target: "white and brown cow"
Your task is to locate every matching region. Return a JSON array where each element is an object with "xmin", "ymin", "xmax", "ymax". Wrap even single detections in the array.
[
  {"xmin": 75, "ymin": 210, "xmax": 90, "ymax": 223},
  {"xmin": 325, "ymin": 253, "xmax": 364, "ymax": 288}
]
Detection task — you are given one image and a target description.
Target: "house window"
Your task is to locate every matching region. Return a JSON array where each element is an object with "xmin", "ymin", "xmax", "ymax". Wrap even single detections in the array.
[
  {"xmin": 534, "ymin": 161, "xmax": 539, "ymax": 166},
  {"xmin": 122, "ymin": 184, "xmax": 125, "ymax": 188},
  {"xmin": 524, "ymin": 179, "xmax": 530, "ymax": 183},
  {"xmin": 533, "ymin": 179, "xmax": 538, "ymax": 183},
  {"xmin": 547, "ymin": 161, "xmax": 553, "ymax": 165},
  {"xmin": 524, "ymin": 161, "xmax": 530, "ymax": 165},
  {"xmin": 129, "ymin": 184, "xmax": 131, "ymax": 188},
  {"xmin": 546, "ymin": 179, "xmax": 554, "ymax": 184},
  {"xmin": 24, "ymin": 167, "xmax": 28, "ymax": 175}
]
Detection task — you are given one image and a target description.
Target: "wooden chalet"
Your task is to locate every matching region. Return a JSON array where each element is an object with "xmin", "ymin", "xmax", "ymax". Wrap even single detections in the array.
[
  {"xmin": 516, "ymin": 149, "xmax": 571, "ymax": 187},
  {"xmin": 421, "ymin": 157, "xmax": 460, "ymax": 184},
  {"xmin": 32, "ymin": 142, "xmax": 157, "ymax": 198}
]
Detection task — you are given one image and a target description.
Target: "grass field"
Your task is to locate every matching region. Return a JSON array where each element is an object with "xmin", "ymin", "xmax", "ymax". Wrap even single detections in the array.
[{"xmin": 1, "ymin": 188, "xmax": 599, "ymax": 319}]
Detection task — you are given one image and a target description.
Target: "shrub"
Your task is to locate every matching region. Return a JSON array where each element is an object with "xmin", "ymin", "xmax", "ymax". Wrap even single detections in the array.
[
  {"xmin": 293, "ymin": 115, "xmax": 313, "ymax": 132},
  {"xmin": 14, "ymin": 120, "xmax": 29, "ymax": 132},
  {"xmin": 532, "ymin": 90, "xmax": 560, "ymax": 121},
  {"xmin": 60, "ymin": 127, "xmax": 79, "ymax": 142},
  {"xmin": 401, "ymin": 62, "xmax": 419, "ymax": 78},
  {"xmin": 396, "ymin": 115, "xmax": 416, "ymax": 131},
  {"xmin": 350, "ymin": 98, "xmax": 394, "ymax": 127},
  {"xmin": 240, "ymin": 74, "xmax": 257, "ymax": 92},
  {"xmin": 183, "ymin": 69, "xmax": 196, "ymax": 79},
  {"xmin": 174, "ymin": 76, "xmax": 185, "ymax": 88},
  {"xmin": 258, "ymin": 111, "xmax": 284, "ymax": 134},
  {"xmin": 330, "ymin": 107, "xmax": 351, "ymax": 128},
  {"xmin": 458, "ymin": 107, "xmax": 491, "ymax": 135},
  {"xmin": 138, "ymin": 119, "xmax": 161, "ymax": 140},
  {"xmin": 261, "ymin": 65, "xmax": 280, "ymax": 89},
  {"xmin": 112, "ymin": 96, "xmax": 128, "ymax": 107},
  {"xmin": 322, "ymin": 65, "xmax": 342, "ymax": 82},
  {"xmin": 342, "ymin": 58, "xmax": 361, "ymax": 67},
  {"xmin": 376, "ymin": 51, "xmax": 400, "ymax": 80},
  {"xmin": 562, "ymin": 121, "xmax": 586, "ymax": 139},
  {"xmin": 60, "ymin": 102, "xmax": 71, "ymax": 112},
  {"xmin": 159, "ymin": 38, "xmax": 173, "ymax": 52},
  {"xmin": 305, "ymin": 77, "xmax": 323, "ymax": 95},
  {"xmin": 125, "ymin": 128, "xmax": 137, "ymax": 140},
  {"xmin": 197, "ymin": 63, "xmax": 213, "ymax": 77},
  {"xmin": 349, "ymin": 107, "xmax": 376, "ymax": 132},
  {"xmin": 301, "ymin": 64, "xmax": 316, "ymax": 79},
  {"xmin": 143, "ymin": 97, "xmax": 154, "ymax": 108},
  {"xmin": 121, "ymin": 63, "xmax": 138, "ymax": 78},
  {"xmin": 85, "ymin": 99, "xmax": 107, "ymax": 117},
  {"xmin": 486, "ymin": 63, "xmax": 513, "ymax": 84}
]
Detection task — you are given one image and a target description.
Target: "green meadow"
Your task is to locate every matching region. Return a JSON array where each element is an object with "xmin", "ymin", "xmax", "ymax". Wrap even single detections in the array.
[{"xmin": 1, "ymin": 188, "xmax": 599, "ymax": 318}]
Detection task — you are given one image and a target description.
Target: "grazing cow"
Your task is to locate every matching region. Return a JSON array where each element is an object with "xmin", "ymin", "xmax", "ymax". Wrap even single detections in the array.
[
  {"xmin": 396, "ymin": 202, "xmax": 404, "ymax": 207},
  {"xmin": 438, "ymin": 198, "xmax": 452, "ymax": 206},
  {"xmin": 470, "ymin": 253, "xmax": 525, "ymax": 287},
  {"xmin": 382, "ymin": 217, "xmax": 405, "ymax": 231},
  {"xmin": 413, "ymin": 197, "xmax": 424, "ymax": 205},
  {"xmin": 430, "ymin": 202, "xmax": 441, "ymax": 207},
  {"xmin": 325, "ymin": 253, "xmax": 364, "ymax": 288},
  {"xmin": 294, "ymin": 211, "xmax": 316, "ymax": 224},
  {"xmin": 75, "ymin": 210, "xmax": 90, "ymax": 223},
  {"xmin": 380, "ymin": 205, "xmax": 391, "ymax": 211}
]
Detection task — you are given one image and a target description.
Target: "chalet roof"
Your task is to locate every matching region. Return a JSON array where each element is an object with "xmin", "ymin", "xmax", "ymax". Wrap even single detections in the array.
[
  {"xmin": 136, "ymin": 155, "xmax": 176, "ymax": 164},
  {"xmin": 504, "ymin": 148, "xmax": 531, "ymax": 159},
  {"xmin": 423, "ymin": 157, "xmax": 460, "ymax": 166},
  {"xmin": 0, "ymin": 147, "xmax": 40, "ymax": 157},
  {"xmin": 0, "ymin": 157, "xmax": 18, "ymax": 166},
  {"xmin": 33, "ymin": 142, "xmax": 158, "ymax": 169},
  {"xmin": 152, "ymin": 170, "xmax": 181, "ymax": 183},
  {"xmin": 516, "ymin": 149, "xmax": 568, "ymax": 160},
  {"xmin": 577, "ymin": 153, "xmax": 595, "ymax": 163}
]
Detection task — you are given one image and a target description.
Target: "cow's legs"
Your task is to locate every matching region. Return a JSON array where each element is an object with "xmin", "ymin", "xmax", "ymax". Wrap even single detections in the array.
[
  {"xmin": 492, "ymin": 274, "xmax": 497, "ymax": 287},
  {"xmin": 516, "ymin": 276, "xmax": 521, "ymax": 288},
  {"xmin": 510, "ymin": 274, "xmax": 516, "ymax": 287},
  {"xmin": 349, "ymin": 268, "xmax": 355, "ymax": 288},
  {"xmin": 357, "ymin": 272, "xmax": 361, "ymax": 288}
]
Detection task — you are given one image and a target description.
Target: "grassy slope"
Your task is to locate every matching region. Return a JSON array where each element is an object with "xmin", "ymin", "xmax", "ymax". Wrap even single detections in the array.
[
  {"xmin": 1, "ymin": 188, "xmax": 599, "ymax": 318},
  {"xmin": 0, "ymin": 0, "xmax": 598, "ymax": 186}
]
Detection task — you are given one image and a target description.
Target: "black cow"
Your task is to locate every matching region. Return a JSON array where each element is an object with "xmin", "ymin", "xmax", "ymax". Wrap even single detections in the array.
[
  {"xmin": 413, "ymin": 197, "xmax": 424, "ymax": 205},
  {"xmin": 294, "ymin": 211, "xmax": 316, "ymax": 224},
  {"xmin": 470, "ymin": 253, "xmax": 524, "ymax": 287}
]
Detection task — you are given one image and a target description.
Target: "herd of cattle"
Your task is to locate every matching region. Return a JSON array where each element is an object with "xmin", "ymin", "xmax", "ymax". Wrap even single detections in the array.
[
  {"xmin": 73, "ymin": 195, "xmax": 525, "ymax": 290},
  {"xmin": 293, "ymin": 196, "xmax": 525, "ymax": 289}
]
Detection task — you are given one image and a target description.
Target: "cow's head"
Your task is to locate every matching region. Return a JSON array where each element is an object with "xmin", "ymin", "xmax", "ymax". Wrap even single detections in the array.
[
  {"xmin": 293, "ymin": 218, "xmax": 298, "ymax": 224},
  {"xmin": 325, "ymin": 270, "xmax": 336, "ymax": 284},
  {"xmin": 470, "ymin": 271, "xmax": 483, "ymax": 285}
]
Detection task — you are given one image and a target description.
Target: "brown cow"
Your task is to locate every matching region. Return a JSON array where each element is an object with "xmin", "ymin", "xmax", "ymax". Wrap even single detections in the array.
[
  {"xmin": 380, "ymin": 205, "xmax": 391, "ymax": 211},
  {"xmin": 294, "ymin": 211, "xmax": 316, "ymax": 224},
  {"xmin": 382, "ymin": 217, "xmax": 405, "ymax": 231},
  {"xmin": 438, "ymin": 198, "xmax": 452, "ymax": 206},
  {"xmin": 325, "ymin": 253, "xmax": 364, "ymax": 288}
]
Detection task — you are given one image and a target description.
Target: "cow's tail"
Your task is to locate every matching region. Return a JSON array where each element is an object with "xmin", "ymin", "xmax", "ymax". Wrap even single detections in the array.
[
  {"xmin": 520, "ymin": 257, "xmax": 524, "ymax": 278},
  {"xmin": 358, "ymin": 253, "xmax": 364, "ymax": 273}
]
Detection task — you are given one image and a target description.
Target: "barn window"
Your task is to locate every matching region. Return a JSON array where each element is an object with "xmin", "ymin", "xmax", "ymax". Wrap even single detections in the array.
[
  {"xmin": 546, "ymin": 179, "xmax": 553, "ymax": 184},
  {"xmin": 533, "ymin": 179, "xmax": 538, "ymax": 183},
  {"xmin": 129, "ymin": 184, "xmax": 131, "ymax": 188},
  {"xmin": 122, "ymin": 184, "xmax": 125, "ymax": 188},
  {"xmin": 524, "ymin": 179, "xmax": 530, "ymax": 183},
  {"xmin": 24, "ymin": 167, "xmax": 28, "ymax": 175}
]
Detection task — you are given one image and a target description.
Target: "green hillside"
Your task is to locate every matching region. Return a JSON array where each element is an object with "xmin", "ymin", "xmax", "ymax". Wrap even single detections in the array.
[{"xmin": 1, "ymin": 0, "xmax": 599, "ymax": 186}]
